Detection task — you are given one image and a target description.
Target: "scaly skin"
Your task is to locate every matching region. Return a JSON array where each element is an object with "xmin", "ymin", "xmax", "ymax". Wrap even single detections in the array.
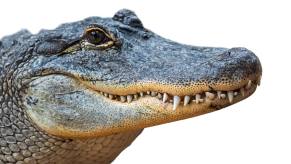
[{"xmin": 0, "ymin": 9, "xmax": 262, "ymax": 163}]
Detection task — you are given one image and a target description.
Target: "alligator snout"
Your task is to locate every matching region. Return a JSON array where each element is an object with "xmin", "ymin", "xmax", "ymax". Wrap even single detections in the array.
[{"xmin": 209, "ymin": 48, "xmax": 262, "ymax": 85}]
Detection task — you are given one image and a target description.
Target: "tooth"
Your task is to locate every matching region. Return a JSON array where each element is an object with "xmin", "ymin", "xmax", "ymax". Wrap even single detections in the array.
[
  {"xmin": 257, "ymin": 80, "xmax": 261, "ymax": 86},
  {"xmin": 227, "ymin": 91, "xmax": 234, "ymax": 103},
  {"xmin": 240, "ymin": 88, "xmax": 245, "ymax": 96},
  {"xmin": 109, "ymin": 94, "xmax": 114, "ymax": 99},
  {"xmin": 104, "ymin": 93, "xmax": 108, "ymax": 97},
  {"xmin": 100, "ymin": 92, "xmax": 103, "ymax": 95},
  {"xmin": 173, "ymin": 96, "xmax": 181, "ymax": 110},
  {"xmin": 258, "ymin": 75, "xmax": 261, "ymax": 86},
  {"xmin": 162, "ymin": 93, "xmax": 168, "ymax": 103},
  {"xmin": 234, "ymin": 92, "xmax": 238, "ymax": 96},
  {"xmin": 151, "ymin": 91, "xmax": 157, "ymax": 97},
  {"xmin": 127, "ymin": 95, "xmax": 133, "ymax": 103},
  {"xmin": 217, "ymin": 91, "xmax": 222, "ymax": 99},
  {"xmin": 134, "ymin": 94, "xmax": 138, "ymax": 100},
  {"xmin": 184, "ymin": 96, "xmax": 190, "ymax": 106},
  {"xmin": 245, "ymin": 80, "xmax": 252, "ymax": 89},
  {"xmin": 205, "ymin": 92, "xmax": 215, "ymax": 100},
  {"xmin": 120, "ymin": 96, "xmax": 126, "ymax": 102},
  {"xmin": 139, "ymin": 92, "xmax": 144, "ymax": 97},
  {"xmin": 157, "ymin": 93, "xmax": 162, "ymax": 99},
  {"xmin": 195, "ymin": 94, "xmax": 201, "ymax": 104}
]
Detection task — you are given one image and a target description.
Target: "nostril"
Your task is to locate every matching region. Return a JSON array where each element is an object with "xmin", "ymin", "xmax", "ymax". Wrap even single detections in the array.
[
  {"xmin": 216, "ymin": 47, "xmax": 262, "ymax": 82},
  {"xmin": 227, "ymin": 48, "xmax": 260, "ymax": 67},
  {"xmin": 233, "ymin": 48, "xmax": 261, "ymax": 74}
]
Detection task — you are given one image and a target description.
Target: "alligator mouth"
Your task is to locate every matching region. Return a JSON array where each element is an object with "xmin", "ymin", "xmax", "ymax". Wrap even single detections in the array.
[
  {"xmin": 33, "ymin": 71, "xmax": 261, "ymax": 111},
  {"xmin": 86, "ymin": 77, "xmax": 260, "ymax": 111},
  {"xmin": 24, "ymin": 73, "xmax": 260, "ymax": 138}
]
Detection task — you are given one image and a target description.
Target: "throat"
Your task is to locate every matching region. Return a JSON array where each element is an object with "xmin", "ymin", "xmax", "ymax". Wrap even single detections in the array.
[{"xmin": 37, "ymin": 130, "xmax": 143, "ymax": 164}]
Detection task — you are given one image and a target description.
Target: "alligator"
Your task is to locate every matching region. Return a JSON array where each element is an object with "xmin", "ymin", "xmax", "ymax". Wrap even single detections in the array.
[{"xmin": 0, "ymin": 9, "xmax": 262, "ymax": 164}]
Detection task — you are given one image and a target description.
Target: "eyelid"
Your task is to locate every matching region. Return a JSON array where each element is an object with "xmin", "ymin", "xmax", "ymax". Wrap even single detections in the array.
[
  {"xmin": 81, "ymin": 40, "xmax": 115, "ymax": 50},
  {"xmin": 84, "ymin": 27, "xmax": 112, "ymax": 40}
]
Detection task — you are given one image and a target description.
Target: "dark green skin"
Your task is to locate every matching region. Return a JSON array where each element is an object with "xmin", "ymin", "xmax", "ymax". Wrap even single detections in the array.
[{"xmin": 0, "ymin": 9, "xmax": 262, "ymax": 163}]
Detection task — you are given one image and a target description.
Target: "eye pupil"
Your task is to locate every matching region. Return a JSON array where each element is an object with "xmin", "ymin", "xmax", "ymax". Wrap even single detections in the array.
[{"xmin": 87, "ymin": 30, "xmax": 106, "ymax": 45}]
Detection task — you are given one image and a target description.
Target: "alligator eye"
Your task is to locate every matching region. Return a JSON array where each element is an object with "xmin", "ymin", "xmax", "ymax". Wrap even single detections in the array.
[
  {"xmin": 81, "ymin": 26, "xmax": 116, "ymax": 50},
  {"xmin": 84, "ymin": 29, "xmax": 107, "ymax": 45},
  {"xmin": 60, "ymin": 25, "xmax": 117, "ymax": 54}
]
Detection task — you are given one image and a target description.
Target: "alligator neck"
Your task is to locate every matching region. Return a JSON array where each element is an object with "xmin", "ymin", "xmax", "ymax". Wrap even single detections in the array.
[{"xmin": 0, "ymin": 62, "xmax": 142, "ymax": 164}]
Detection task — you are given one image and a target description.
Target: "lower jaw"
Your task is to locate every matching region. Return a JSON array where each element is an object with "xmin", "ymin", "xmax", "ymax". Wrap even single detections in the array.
[
  {"xmin": 33, "ymin": 84, "xmax": 257, "ymax": 139},
  {"xmin": 89, "ymin": 84, "xmax": 258, "ymax": 134}
]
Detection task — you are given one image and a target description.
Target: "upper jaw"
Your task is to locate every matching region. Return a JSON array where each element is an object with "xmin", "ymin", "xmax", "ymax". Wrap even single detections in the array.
[{"xmin": 110, "ymin": 47, "xmax": 261, "ymax": 111}]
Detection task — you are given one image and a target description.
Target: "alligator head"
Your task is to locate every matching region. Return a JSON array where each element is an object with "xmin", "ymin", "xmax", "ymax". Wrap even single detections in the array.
[{"xmin": 16, "ymin": 9, "xmax": 262, "ymax": 138}]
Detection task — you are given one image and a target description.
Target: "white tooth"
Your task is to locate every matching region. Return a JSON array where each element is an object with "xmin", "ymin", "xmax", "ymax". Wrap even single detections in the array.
[
  {"xmin": 120, "ymin": 96, "xmax": 126, "ymax": 102},
  {"xmin": 139, "ymin": 92, "xmax": 144, "ymax": 97},
  {"xmin": 245, "ymin": 80, "xmax": 252, "ymax": 89},
  {"xmin": 227, "ymin": 91, "xmax": 234, "ymax": 103},
  {"xmin": 234, "ymin": 92, "xmax": 238, "ymax": 96},
  {"xmin": 240, "ymin": 88, "xmax": 245, "ymax": 96},
  {"xmin": 109, "ymin": 94, "xmax": 114, "ymax": 99},
  {"xmin": 162, "ymin": 93, "xmax": 168, "ymax": 103},
  {"xmin": 173, "ymin": 96, "xmax": 181, "ymax": 110},
  {"xmin": 184, "ymin": 96, "xmax": 190, "ymax": 106},
  {"xmin": 151, "ymin": 91, "xmax": 157, "ymax": 97},
  {"xmin": 104, "ymin": 93, "xmax": 108, "ymax": 97},
  {"xmin": 195, "ymin": 94, "xmax": 201, "ymax": 104},
  {"xmin": 258, "ymin": 75, "xmax": 262, "ymax": 86},
  {"xmin": 217, "ymin": 91, "xmax": 222, "ymax": 99},
  {"xmin": 157, "ymin": 93, "xmax": 162, "ymax": 99},
  {"xmin": 147, "ymin": 91, "xmax": 151, "ymax": 95},
  {"xmin": 220, "ymin": 94, "xmax": 226, "ymax": 99},
  {"xmin": 127, "ymin": 95, "xmax": 133, "ymax": 103},
  {"xmin": 205, "ymin": 92, "xmax": 215, "ymax": 100},
  {"xmin": 134, "ymin": 94, "xmax": 138, "ymax": 100}
]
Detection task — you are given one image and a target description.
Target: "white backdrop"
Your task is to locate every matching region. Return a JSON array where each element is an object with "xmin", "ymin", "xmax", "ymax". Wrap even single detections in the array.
[{"xmin": 1, "ymin": 0, "xmax": 290, "ymax": 164}]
